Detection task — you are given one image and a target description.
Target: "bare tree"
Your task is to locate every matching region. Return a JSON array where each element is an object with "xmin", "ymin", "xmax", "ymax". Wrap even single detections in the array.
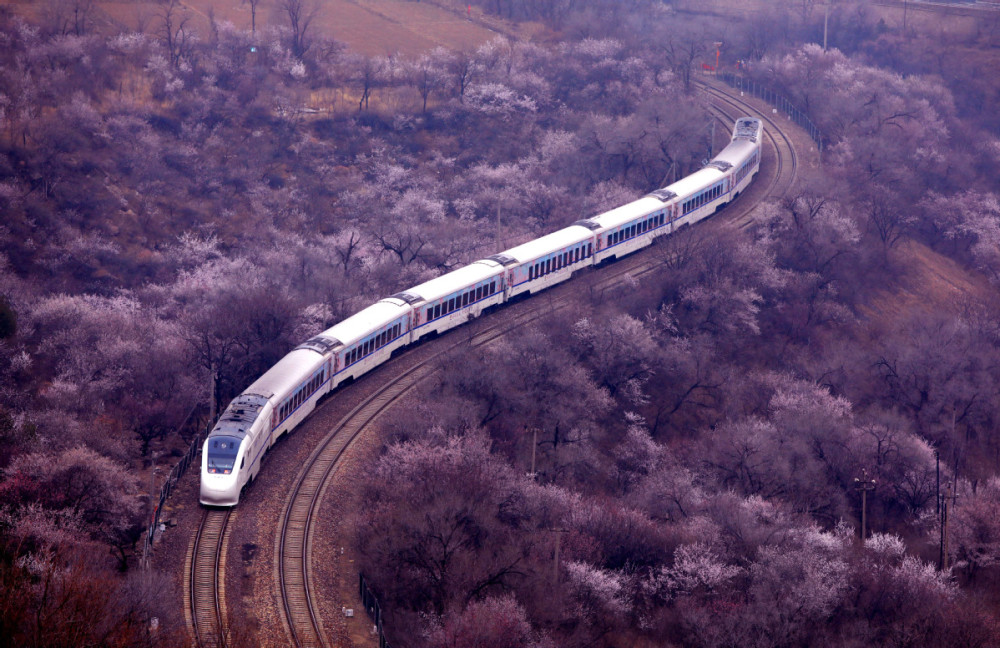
[
  {"xmin": 157, "ymin": 0, "xmax": 192, "ymax": 68},
  {"xmin": 242, "ymin": 0, "xmax": 262, "ymax": 35},
  {"xmin": 276, "ymin": 0, "xmax": 318, "ymax": 58}
]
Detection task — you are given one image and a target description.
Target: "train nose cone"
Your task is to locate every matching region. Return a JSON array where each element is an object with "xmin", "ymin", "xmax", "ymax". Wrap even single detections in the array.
[{"xmin": 200, "ymin": 477, "xmax": 238, "ymax": 507}]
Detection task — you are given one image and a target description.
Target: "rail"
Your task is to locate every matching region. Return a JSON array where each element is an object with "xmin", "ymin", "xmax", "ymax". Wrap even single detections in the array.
[{"xmin": 717, "ymin": 72, "xmax": 824, "ymax": 152}]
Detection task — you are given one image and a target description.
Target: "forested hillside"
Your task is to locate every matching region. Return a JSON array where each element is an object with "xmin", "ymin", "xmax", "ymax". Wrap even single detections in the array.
[{"xmin": 2, "ymin": 0, "xmax": 1000, "ymax": 646}]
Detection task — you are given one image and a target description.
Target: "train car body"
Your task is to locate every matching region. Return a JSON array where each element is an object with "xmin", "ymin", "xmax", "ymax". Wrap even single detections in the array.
[
  {"xmin": 588, "ymin": 196, "xmax": 673, "ymax": 265},
  {"xmin": 495, "ymin": 225, "xmax": 597, "ymax": 299},
  {"xmin": 200, "ymin": 116, "xmax": 763, "ymax": 507},
  {"xmin": 322, "ymin": 299, "xmax": 413, "ymax": 387},
  {"xmin": 398, "ymin": 260, "xmax": 506, "ymax": 342}
]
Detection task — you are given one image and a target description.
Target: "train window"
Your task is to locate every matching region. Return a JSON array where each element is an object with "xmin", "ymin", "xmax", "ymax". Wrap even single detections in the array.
[
  {"xmin": 490, "ymin": 281, "xmax": 496, "ymax": 294},
  {"xmin": 545, "ymin": 259, "xmax": 551, "ymax": 273},
  {"xmin": 476, "ymin": 286, "xmax": 482, "ymax": 300},
  {"xmin": 462, "ymin": 292, "xmax": 469, "ymax": 307}
]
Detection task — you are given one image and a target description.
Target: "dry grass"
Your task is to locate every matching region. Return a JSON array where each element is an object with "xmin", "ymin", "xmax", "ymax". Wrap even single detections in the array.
[
  {"xmin": 90, "ymin": 0, "xmax": 507, "ymax": 56},
  {"xmin": 865, "ymin": 240, "xmax": 992, "ymax": 325}
]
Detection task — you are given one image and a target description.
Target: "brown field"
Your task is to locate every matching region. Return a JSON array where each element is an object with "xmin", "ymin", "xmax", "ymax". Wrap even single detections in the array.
[
  {"xmin": 5, "ymin": 0, "xmax": 517, "ymax": 56},
  {"xmin": 676, "ymin": 0, "xmax": 992, "ymax": 39}
]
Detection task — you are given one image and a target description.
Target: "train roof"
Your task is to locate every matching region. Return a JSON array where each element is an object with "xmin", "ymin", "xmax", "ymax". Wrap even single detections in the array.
[
  {"xmin": 207, "ymin": 393, "xmax": 270, "ymax": 440},
  {"xmin": 244, "ymin": 349, "xmax": 327, "ymax": 402},
  {"xmin": 662, "ymin": 167, "xmax": 727, "ymax": 202},
  {"xmin": 397, "ymin": 259, "xmax": 505, "ymax": 305},
  {"xmin": 317, "ymin": 299, "xmax": 412, "ymax": 347},
  {"xmin": 496, "ymin": 225, "xmax": 595, "ymax": 264},
  {"xmin": 712, "ymin": 138, "xmax": 758, "ymax": 168},
  {"xmin": 588, "ymin": 196, "xmax": 667, "ymax": 230}
]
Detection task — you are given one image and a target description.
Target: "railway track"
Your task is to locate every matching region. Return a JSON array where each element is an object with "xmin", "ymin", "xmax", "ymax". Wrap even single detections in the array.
[
  {"xmin": 186, "ymin": 509, "xmax": 231, "ymax": 648},
  {"xmin": 186, "ymin": 82, "xmax": 803, "ymax": 648},
  {"xmin": 697, "ymin": 80, "xmax": 799, "ymax": 226}
]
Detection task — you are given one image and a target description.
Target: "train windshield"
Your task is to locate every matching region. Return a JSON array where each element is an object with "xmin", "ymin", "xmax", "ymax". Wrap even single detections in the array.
[{"xmin": 207, "ymin": 436, "xmax": 241, "ymax": 474}]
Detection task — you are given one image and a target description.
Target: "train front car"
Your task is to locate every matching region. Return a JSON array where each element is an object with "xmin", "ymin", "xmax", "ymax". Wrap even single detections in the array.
[
  {"xmin": 200, "ymin": 394, "xmax": 272, "ymax": 506},
  {"xmin": 713, "ymin": 116, "xmax": 762, "ymax": 199}
]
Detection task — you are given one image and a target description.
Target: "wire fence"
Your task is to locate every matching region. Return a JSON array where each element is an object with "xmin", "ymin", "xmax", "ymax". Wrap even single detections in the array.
[
  {"xmin": 360, "ymin": 573, "xmax": 391, "ymax": 648},
  {"xmin": 717, "ymin": 72, "xmax": 825, "ymax": 152},
  {"xmin": 140, "ymin": 422, "xmax": 210, "ymax": 568}
]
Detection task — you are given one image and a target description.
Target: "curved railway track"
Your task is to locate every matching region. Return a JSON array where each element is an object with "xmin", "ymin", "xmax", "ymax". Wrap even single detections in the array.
[
  {"xmin": 186, "ymin": 82, "xmax": 803, "ymax": 648},
  {"xmin": 698, "ymin": 80, "xmax": 799, "ymax": 224}
]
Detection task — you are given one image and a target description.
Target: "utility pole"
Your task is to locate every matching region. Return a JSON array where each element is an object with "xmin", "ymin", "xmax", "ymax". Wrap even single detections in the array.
[
  {"xmin": 530, "ymin": 428, "xmax": 538, "ymax": 479},
  {"xmin": 935, "ymin": 447, "xmax": 940, "ymax": 516},
  {"xmin": 940, "ymin": 484, "xmax": 957, "ymax": 570},
  {"xmin": 854, "ymin": 469, "xmax": 876, "ymax": 542},
  {"xmin": 209, "ymin": 362, "xmax": 217, "ymax": 424},
  {"xmin": 551, "ymin": 528, "xmax": 567, "ymax": 585},
  {"xmin": 823, "ymin": 3, "xmax": 829, "ymax": 51}
]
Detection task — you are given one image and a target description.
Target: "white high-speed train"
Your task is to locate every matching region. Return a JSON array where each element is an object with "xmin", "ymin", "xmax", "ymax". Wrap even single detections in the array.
[{"xmin": 200, "ymin": 117, "xmax": 763, "ymax": 506}]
